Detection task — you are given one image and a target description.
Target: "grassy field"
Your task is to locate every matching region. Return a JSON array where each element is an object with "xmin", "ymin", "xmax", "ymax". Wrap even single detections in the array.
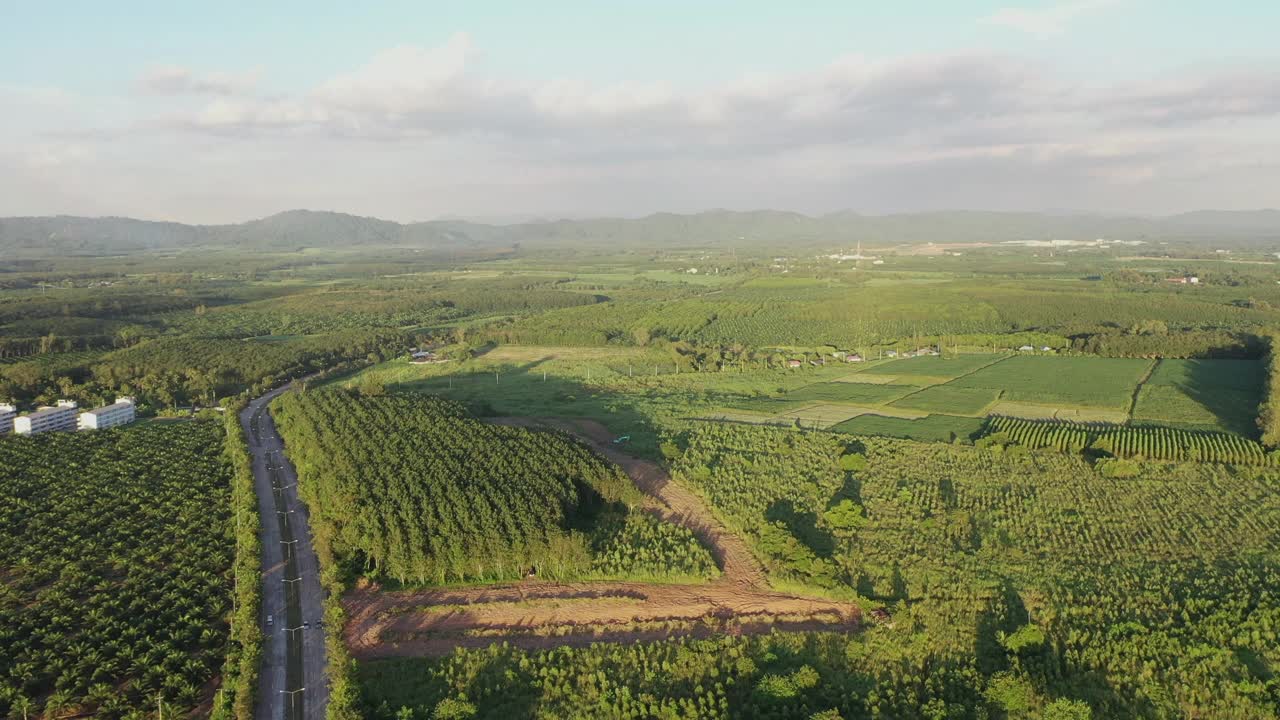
[
  {"xmin": 1131, "ymin": 358, "xmax": 1262, "ymax": 435},
  {"xmin": 784, "ymin": 382, "xmax": 918, "ymax": 405},
  {"xmin": 858, "ymin": 353, "xmax": 1007, "ymax": 378},
  {"xmin": 829, "ymin": 413, "xmax": 986, "ymax": 442},
  {"xmin": 340, "ymin": 346, "xmax": 1263, "ymax": 446},
  {"xmin": 949, "ymin": 355, "xmax": 1153, "ymax": 409},
  {"xmin": 889, "ymin": 385, "xmax": 1001, "ymax": 415}
]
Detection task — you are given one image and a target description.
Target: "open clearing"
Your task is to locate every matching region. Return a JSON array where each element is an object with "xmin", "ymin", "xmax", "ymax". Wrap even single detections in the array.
[{"xmin": 342, "ymin": 417, "xmax": 859, "ymax": 658}]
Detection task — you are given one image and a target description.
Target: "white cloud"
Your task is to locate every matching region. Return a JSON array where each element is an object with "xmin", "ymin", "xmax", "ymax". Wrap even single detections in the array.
[
  {"xmin": 140, "ymin": 64, "xmax": 261, "ymax": 96},
  {"xmin": 4, "ymin": 32, "xmax": 1280, "ymax": 220},
  {"xmin": 982, "ymin": 0, "xmax": 1121, "ymax": 35}
]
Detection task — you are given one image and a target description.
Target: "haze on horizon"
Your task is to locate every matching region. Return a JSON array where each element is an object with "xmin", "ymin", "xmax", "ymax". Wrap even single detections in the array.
[{"xmin": 2, "ymin": 0, "xmax": 1277, "ymax": 225}]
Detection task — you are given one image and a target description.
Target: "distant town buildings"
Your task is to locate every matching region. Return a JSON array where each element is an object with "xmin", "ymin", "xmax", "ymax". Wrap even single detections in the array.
[
  {"xmin": 1166, "ymin": 276, "xmax": 1200, "ymax": 285},
  {"xmin": 0, "ymin": 404, "xmax": 15, "ymax": 435},
  {"xmin": 78, "ymin": 397, "xmax": 137, "ymax": 430}
]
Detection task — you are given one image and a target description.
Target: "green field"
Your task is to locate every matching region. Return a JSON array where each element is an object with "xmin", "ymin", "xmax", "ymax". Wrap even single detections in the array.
[
  {"xmin": 949, "ymin": 355, "xmax": 1153, "ymax": 409},
  {"xmin": 784, "ymin": 382, "xmax": 917, "ymax": 405},
  {"xmin": 1131, "ymin": 358, "xmax": 1263, "ymax": 435},
  {"xmin": 829, "ymin": 412, "xmax": 985, "ymax": 442},
  {"xmin": 889, "ymin": 385, "xmax": 1002, "ymax": 415},
  {"xmin": 858, "ymin": 353, "xmax": 1007, "ymax": 378}
]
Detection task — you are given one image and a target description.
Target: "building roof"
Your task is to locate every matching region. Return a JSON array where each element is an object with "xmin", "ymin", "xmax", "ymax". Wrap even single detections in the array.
[
  {"xmin": 24, "ymin": 404, "xmax": 77, "ymax": 420},
  {"xmin": 83, "ymin": 400, "xmax": 135, "ymax": 415}
]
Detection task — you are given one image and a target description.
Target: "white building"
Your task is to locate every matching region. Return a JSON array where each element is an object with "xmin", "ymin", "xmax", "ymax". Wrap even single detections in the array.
[
  {"xmin": 14, "ymin": 400, "xmax": 78, "ymax": 435},
  {"xmin": 0, "ymin": 403, "xmax": 15, "ymax": 435},
  {"xmin": 79, "ymin": 397, "xmax": 136, "ymax": 431}
]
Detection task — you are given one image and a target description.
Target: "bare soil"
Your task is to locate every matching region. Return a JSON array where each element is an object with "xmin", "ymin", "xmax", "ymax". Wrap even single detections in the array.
[{"xmin": 343, "ymin": 417, "xmax": 860, "ymax": 659}]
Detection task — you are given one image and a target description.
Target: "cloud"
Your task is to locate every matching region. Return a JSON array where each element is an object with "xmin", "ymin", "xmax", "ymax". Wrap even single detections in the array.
[
  {"xmin": 5, "ymin": 32, "xmax": 1279, "ymax": 220},
  {"xmin": 982, "ymin": 0, "xmax": 1121, "ymax": 35},
  {"xmin": 139, "ymin": 64, "xmax": 260, "ymax": 96}
]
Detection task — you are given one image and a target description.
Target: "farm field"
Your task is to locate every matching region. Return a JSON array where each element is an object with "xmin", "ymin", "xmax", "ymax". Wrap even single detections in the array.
[
  {"xmin": 1131, "ymin": 358, "xmax": 1263, "ymax": 435},
  {"xmin": 272, "ymin": 389, "xmax": 716, "ymax": 586},
  {"xmin": 830, "ymin": 412, "xmax": 986, "ymax": 442},
  {"xmin": 645, "ymin": 422, "xmax": 1280, "ymax": 719},
  {"xmin": 947, "ymin": 355, "xmax": 1154, "ymax": 409},
  {"xmin": 889, "ymin": 384, "xmax": 1002, "ymax": 415},
  {"xmin": 0, "ymin": 422, "xmax": 235, "ymax": 719},
  {"xmin": 858, "ymin": 352, "xmax": 1007, "ymax": 378},
  {"xmin": 982, "ymin": 415, "xmax": 1276, "ymax": 465},
  {"xmin": 339, "ymin": 348, "xmax": 1266, "ymax": 448}
]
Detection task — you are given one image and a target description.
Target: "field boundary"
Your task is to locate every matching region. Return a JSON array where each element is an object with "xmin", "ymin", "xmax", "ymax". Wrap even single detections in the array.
[
  {"xmin": 1126, "ymin": 358, "xmax": 1162, "ymax": 421},
  {"xmin": 881, "ymin": 353, "xmax": 1013, "ymax": 415}
]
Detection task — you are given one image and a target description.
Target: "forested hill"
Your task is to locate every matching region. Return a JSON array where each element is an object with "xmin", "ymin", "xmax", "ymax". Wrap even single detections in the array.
[{"xmin": 2, "ymin": 208, "xmax": 1278, "ymax": 255}]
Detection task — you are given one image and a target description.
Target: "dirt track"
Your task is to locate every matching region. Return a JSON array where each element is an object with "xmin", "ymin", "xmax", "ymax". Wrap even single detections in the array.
[{"xmin": 343, "ymin": 417, "xmax": 859, "ymax": 659}]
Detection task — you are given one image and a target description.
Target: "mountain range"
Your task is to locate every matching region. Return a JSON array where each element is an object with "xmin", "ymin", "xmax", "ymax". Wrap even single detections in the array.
[{"xmin": 2, "ymin": 208, "xmax": 1278, "ymax": 256}]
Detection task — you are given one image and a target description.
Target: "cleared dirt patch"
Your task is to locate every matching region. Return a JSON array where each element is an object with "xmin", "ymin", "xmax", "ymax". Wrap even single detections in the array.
[{"xmin": 344, "ymin": 580, "xmax": 859, "ymax": 658}]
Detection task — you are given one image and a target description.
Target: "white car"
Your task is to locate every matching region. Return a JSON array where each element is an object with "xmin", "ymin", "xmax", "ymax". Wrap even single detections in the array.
[{"xmin": 266, "ymin": 614, "xmax": 274, "ymax": 626}]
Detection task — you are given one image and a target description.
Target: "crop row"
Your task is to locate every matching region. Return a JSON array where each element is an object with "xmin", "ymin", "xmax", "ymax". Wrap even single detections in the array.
[{"xmin": 983, "ymin": 416, "xmax": 1275, "ymax": 465}]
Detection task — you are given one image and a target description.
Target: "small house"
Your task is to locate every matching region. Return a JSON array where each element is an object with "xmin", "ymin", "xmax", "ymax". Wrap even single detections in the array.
[
  {"xmin": 787, "ymin": 359, "xmax": 803, "ymax": 368},
  {"xmin": 1018, "ymin": 345, "xmax": 1035, "ymax": 352},
  {"xmin": 884, "ymin": 350, "xmax": 899, "ymax": 358},
  {"xmin": 1041, "ymin": 346, "xmax": 1053, "ymax": 352},
  {"xmin": 846, "ymin": 353, "xmax": 864, "ymax": 363},
  {"xmin": 409, "ymin": 350, "xmax": 451, "ymax": 365}
]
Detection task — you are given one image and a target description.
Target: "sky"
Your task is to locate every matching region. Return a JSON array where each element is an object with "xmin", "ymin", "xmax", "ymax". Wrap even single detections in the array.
[{"xmin": 1, "ymin": 0, "xmax": 1277, "ymax": 223}]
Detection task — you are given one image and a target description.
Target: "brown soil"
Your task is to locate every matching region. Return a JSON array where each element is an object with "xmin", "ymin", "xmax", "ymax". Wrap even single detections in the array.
[
  {"xmin": 343, "ymin": 417, "xmax": 859, "ymax": 659},
  {"xmin": 344, "ymin": 580, "xmax": 858, "ymax": 658}
]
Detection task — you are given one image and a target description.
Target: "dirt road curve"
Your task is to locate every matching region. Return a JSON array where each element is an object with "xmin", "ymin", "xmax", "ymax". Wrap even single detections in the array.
[
  {"xmin": 243, "ymin": 382, "xmax": 328, "ymax": 720},
  {"xmin": 344, "ymin": 417, "xmax": 859, "ymax": 659}
]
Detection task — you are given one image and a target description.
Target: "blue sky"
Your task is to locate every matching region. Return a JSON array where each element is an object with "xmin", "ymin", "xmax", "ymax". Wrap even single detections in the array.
[{"xmin": 2, "ymin": 1, "xmax": 1277, "ymax": 221}]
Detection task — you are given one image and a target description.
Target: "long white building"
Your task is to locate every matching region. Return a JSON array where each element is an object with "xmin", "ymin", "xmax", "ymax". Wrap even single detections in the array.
[
  {"xmin": 0, "ymin": 404, "xmax": 15, "ymax": 435},
  {"xmin": 14, "ymin": 400, "xmax": 78, "ymax": 435},
  {"xmin": 78, "ymin": 397, "xmax": 137, "ymax": 430}
]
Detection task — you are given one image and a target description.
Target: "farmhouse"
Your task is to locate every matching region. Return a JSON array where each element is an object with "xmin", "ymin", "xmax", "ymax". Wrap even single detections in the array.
[
  {"xmin": 1166, "ymin": 276, "xmax": 1200, "ymax": 285},
  {"xmin": 1018, "ymin": 345, "xmax": 1035, "ymax": 352},
  {"xmin": 884, "ymin": 350, "xmax": 898, "ymax": 358},
  {"xmin": 787, "ymin": 359, "xmax": 803, "ymax": 368},
  {"xmin": 78, "ymin": 397, "xmax": 137, "ymax": 431},
  {"xmin": 845, "ymin": 353, "xmax": 865, "ymax": 363},
  {"xmin": 409, "ymin": 350, "xmax": 451, "ymax": 365},
  {"xmin": 14, "ymin": 400, "xmax": 78, "ymax": 435}
]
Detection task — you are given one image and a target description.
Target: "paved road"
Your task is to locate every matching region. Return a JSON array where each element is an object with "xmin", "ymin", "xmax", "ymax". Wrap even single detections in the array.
[{"xmin": 242, "ymin": 381, "xmax": 328, "ymax": 720}]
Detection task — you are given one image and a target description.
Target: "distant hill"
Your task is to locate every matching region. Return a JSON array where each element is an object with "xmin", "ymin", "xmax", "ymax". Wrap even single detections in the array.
[{"xmin": 1, "ymin": 208, "xmax": 1277, "ymax": 256}]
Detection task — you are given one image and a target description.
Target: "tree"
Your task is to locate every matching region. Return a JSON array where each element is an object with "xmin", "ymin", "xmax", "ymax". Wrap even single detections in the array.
[{"xmin": 1042, "ymin": 698, "xmax": 1092, "ymax": 720}]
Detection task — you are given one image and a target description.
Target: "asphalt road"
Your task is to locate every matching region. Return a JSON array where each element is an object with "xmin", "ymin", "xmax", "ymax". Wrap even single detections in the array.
[{"xmin": 242, "ymin": 381, "xmax": 328, "ymax": 720}]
